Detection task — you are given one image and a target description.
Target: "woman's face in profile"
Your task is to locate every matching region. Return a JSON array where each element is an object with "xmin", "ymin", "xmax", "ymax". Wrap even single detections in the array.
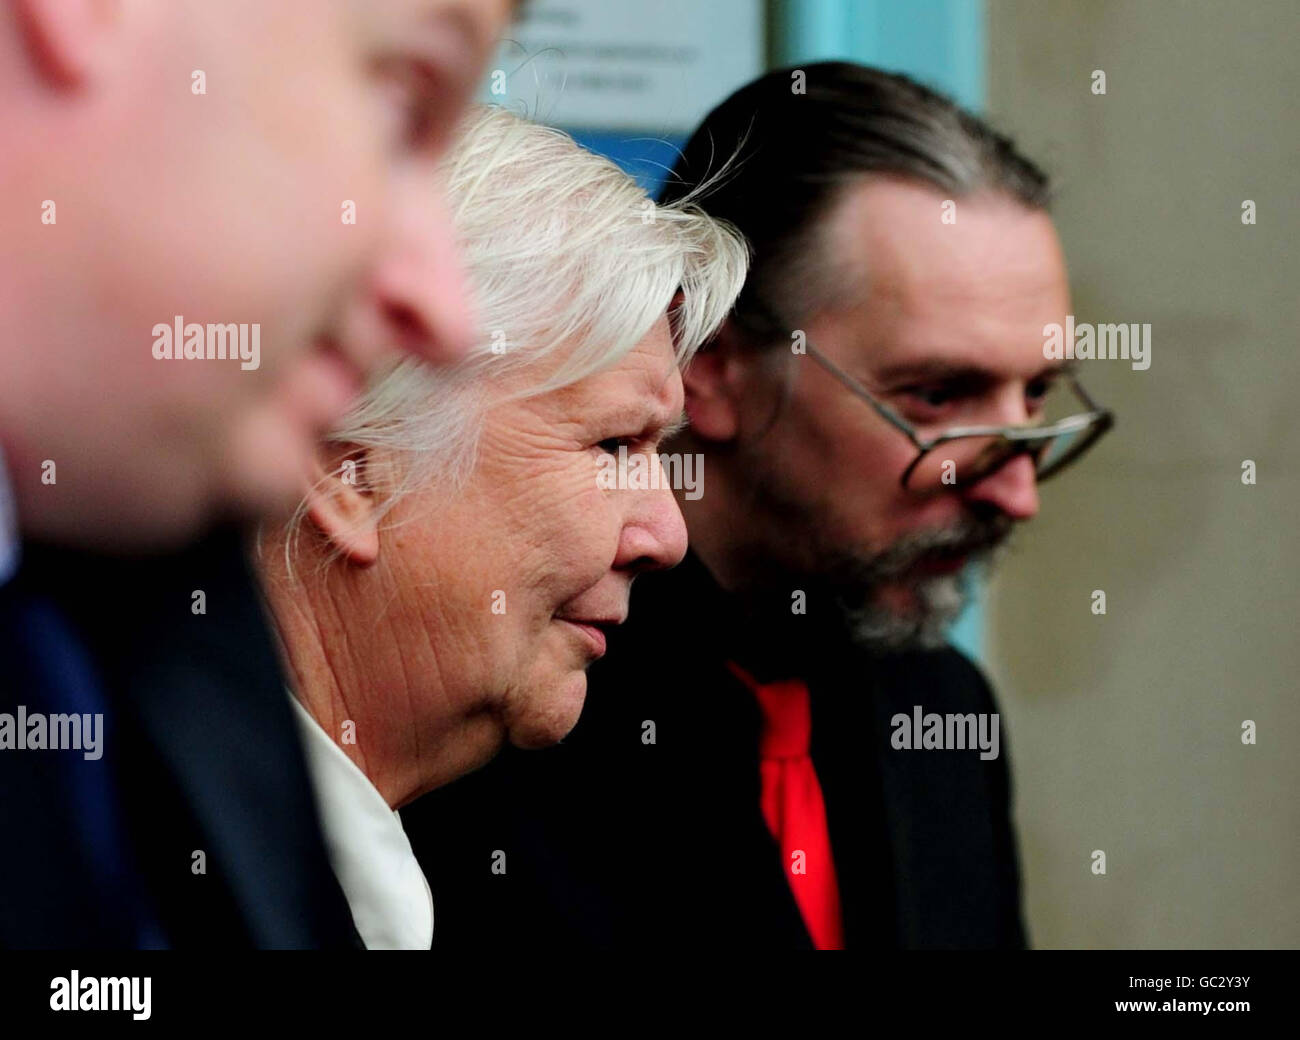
[{"xmin": 379, "ymin": 316, "xmax": 689, "ymax": 757}]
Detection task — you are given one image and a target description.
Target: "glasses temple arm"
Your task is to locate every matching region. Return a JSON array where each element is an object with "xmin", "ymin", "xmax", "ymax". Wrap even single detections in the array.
[{"xmin": 804, "ymin": 343, "xmax": 925, "ymax": 447}]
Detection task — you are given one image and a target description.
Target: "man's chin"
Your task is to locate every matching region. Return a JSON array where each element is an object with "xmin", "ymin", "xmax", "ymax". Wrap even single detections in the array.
[
  {"xmin": 841, "ymin": 572, "xmax": 969, "ymax": 653},
  {"xmin": 221, "ymin": 413, "xmax": 314, "ymax": 521}
]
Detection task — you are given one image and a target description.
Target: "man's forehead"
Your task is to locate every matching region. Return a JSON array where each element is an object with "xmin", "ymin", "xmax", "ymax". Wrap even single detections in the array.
[
  {"xmin": 855, "ymin": 308, "xmax": 1068, "ymax": 382},
  {"xmin": 818, "ymin": 179, "xmax": 1069, "ymax": 380},
  {"xmin": 870, "ymin": 347, "xmax": 1070, "ymax": 384}
]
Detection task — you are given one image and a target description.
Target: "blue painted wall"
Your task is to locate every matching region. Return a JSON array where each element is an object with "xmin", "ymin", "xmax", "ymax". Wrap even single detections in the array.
[
  {"xmin": 770, "ymin": 0, "xmax": 985, "ymax": 111},
  {"xmin": 566, "ymin": 130, "xmax": 685, "ymax": 198}
]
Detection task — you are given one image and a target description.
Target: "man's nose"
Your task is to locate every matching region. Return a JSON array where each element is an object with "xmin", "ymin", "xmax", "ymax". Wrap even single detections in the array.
[
  {"xmin": 962, "ymin": 452, "xmax": 1040, "ymax": 520},
  {"xmin": 338, "ymin": 176, "xmax": 476, "ymax": 371}
]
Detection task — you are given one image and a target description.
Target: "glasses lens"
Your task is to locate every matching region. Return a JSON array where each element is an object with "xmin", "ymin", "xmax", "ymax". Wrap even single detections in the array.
[
  {"xmin": 907, "ymin": 436, "xmax": 1019, "ymax": 490},
  {"xmin": 907, "ymin": 420, "xmax": 1106, "ymax": 491},
  {"xmin": 1036, "ymin": 421, "xmax": 1105, "ymax": 481}
]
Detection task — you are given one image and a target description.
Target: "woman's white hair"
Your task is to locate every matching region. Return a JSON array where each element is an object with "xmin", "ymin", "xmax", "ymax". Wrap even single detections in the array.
[{"xmin": 318, "ymin": 104, "xmax": 749, "ymax": 530}]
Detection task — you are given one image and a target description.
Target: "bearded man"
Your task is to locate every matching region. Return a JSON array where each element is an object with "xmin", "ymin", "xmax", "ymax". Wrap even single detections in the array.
[{"xmin": 408, "ymin": 62, "xmax": 1114, "ymax": 950}]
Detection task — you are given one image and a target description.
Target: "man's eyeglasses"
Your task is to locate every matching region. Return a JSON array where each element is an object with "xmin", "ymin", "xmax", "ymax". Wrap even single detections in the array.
[{"xmin": 804, "ymin": 343, "xmax": 1114, "ymax": 492}]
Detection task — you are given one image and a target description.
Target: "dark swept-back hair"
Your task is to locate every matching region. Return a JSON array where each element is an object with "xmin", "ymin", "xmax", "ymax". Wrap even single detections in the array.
[{"xmin": 658, "ymin": 62, "xmax": 1052, "ymax": 345}]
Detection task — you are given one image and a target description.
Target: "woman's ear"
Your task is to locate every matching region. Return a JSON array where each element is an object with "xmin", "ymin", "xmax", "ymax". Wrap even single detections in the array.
[
  {"xmin": 303, "ymin": 445, "xmax": 379, "ymax": 567},
  {"xmin": 682, "ymin": 318, "xmax": 746, "ymax": 443}
]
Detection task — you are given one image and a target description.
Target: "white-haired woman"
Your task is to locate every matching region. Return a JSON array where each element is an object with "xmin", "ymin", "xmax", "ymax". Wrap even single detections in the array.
[{"xmin": 254, "ymin": 106, "xmax": 747, "ymax": 948}]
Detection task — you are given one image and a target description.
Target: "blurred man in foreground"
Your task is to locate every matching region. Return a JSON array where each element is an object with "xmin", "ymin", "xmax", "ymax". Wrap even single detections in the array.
[
  {"xmin": 0, "ymin": 0, "xmax": 512, "ymax": 947},
  {"xmin": 413, "ymin": 63, "xmax": 1113, "ymax": 949}
]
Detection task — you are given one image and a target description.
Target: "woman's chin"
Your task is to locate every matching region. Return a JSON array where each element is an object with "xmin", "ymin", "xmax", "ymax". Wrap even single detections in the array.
[{"xmin": 505, "ymin": 670, "xmax": 589, "ymax": 750}]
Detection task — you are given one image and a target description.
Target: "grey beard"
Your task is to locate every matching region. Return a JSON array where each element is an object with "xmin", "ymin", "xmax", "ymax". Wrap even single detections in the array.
[
  {"xmin": 840, "ymin": 567, "xmax": 971, "ymax": 651},
  {"xmin": 732, "ymin": 441, "xmax": 1015, "ymax": 654},
  {"xmin": 750, "ymin": 515, "xmax": 1012, "ymax": 654},
  {"xmin": 830, "ymin": 520, "xmax": 1012, "ymax": 652}
]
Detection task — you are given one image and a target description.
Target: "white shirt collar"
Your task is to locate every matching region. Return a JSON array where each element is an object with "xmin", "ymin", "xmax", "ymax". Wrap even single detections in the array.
[
  {"xmin": 289, "ymin": 694, "xmax": 434, "ymax": 950},
  {"xmin": 0, "ymin": 444, "xmax": 19, "ymax": 586}
]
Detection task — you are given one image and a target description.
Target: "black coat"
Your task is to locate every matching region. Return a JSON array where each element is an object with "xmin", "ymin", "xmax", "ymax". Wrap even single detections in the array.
[
  {"xmin": 0, "ymin": 529, "xmax": 359, "ymax": 948},
  {"xmin": 407, "ymin": 552, "xmax": 1027, "ymax": 949}
]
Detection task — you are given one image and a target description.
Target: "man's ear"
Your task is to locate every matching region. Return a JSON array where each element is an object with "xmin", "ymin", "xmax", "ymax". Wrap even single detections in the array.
[
  {"xmin": 303, "ymin": 445, "xmax": 379, "ymax": 568},
  {"xmin": 682, "ymin": 318, "xmax": 748, "ymax": 443},
  {"xmin": 15, "ymin": 0, "xmax": 126, "ymax": 87}
]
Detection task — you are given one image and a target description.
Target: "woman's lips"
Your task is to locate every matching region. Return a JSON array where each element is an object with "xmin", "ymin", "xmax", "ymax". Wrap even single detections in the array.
[{"xmin": 557, "ymin": 619, "xmax": 609, "ymax": 658}]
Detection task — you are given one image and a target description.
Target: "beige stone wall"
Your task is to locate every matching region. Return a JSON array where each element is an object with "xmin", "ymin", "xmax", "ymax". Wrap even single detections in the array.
[{"xmin": 984, "ymin": 0, "xmax": 1299, "ymax": 947}]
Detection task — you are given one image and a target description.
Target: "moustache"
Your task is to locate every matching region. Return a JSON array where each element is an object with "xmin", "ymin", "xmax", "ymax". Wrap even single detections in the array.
[{"xmin": 872, "ymin": 515, "xmax": 1015, "ymax": 580}]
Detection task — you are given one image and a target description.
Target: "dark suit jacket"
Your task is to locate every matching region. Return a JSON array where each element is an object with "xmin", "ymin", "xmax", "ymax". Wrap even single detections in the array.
[
  {"xmin": 0, "ymin": 529, "xmax": 358, "ymax": 948},
  {"xmin": 407, "ymin": 552, "xmax": 1027, "ymax": 949}
]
